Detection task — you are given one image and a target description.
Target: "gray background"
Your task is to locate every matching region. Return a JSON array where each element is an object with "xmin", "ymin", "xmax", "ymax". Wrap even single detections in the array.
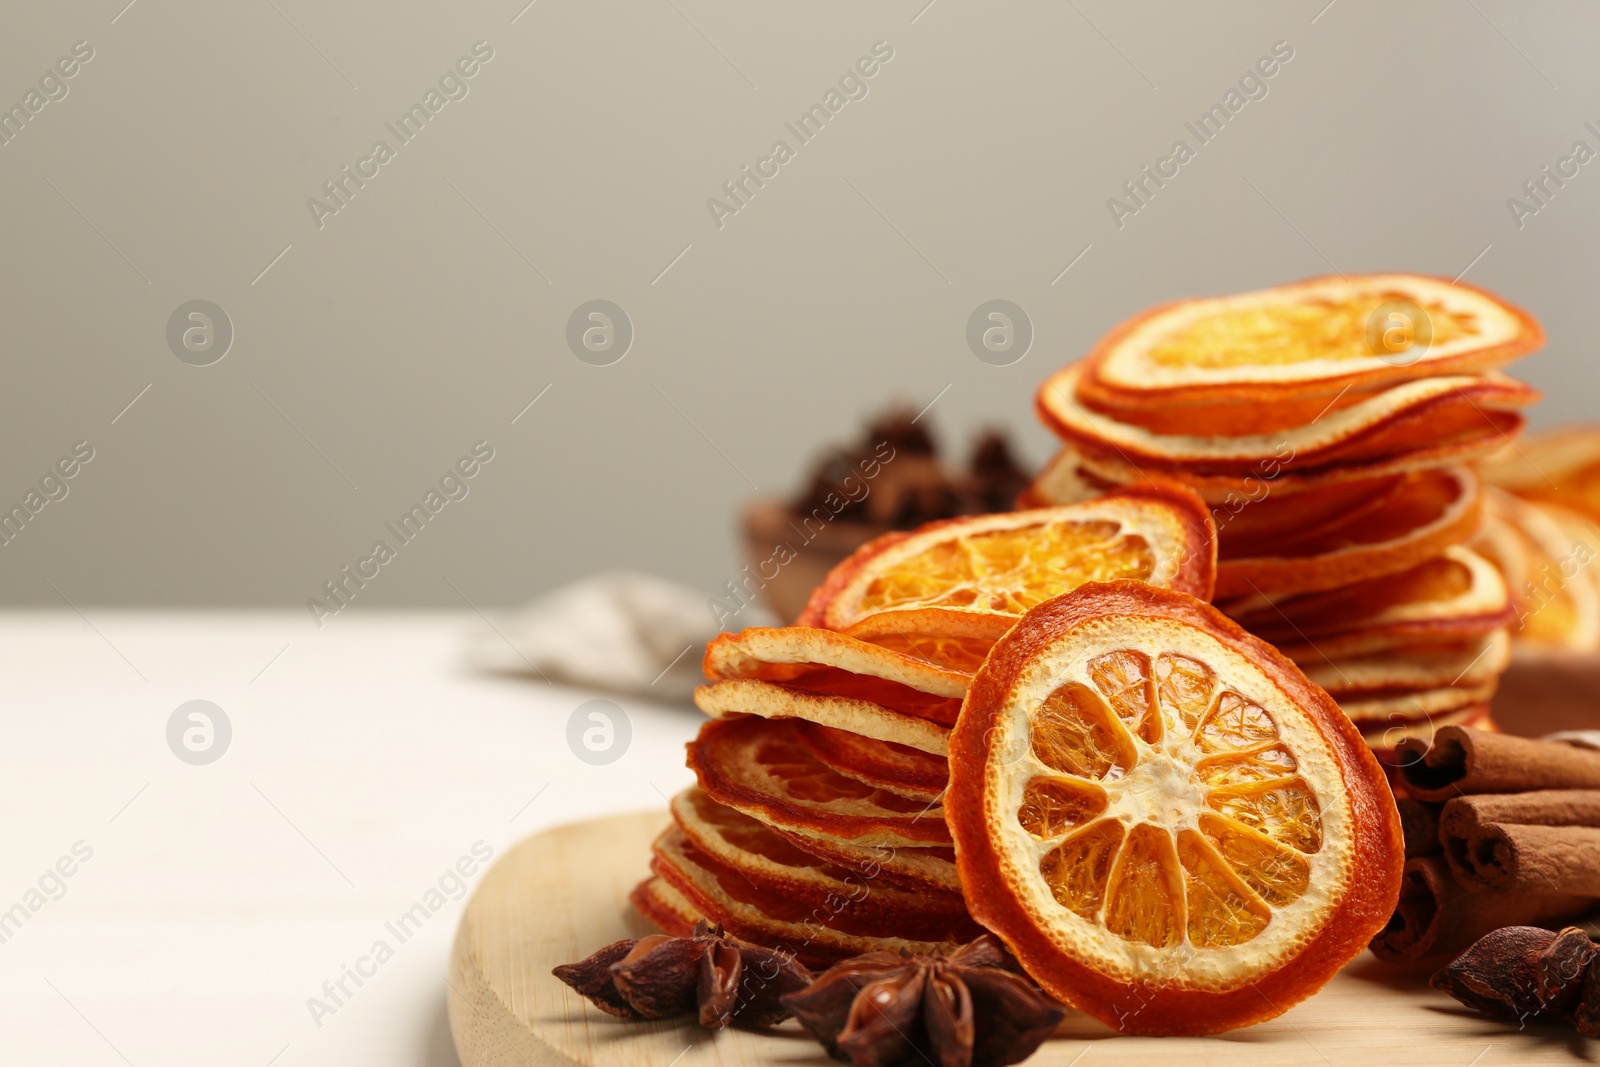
[{"xmin": 1, "ymin": 0, "xmax": 1594, "ymax": 609}]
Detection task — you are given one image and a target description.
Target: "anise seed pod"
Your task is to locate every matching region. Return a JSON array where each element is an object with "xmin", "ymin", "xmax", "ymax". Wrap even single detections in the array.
[
  {"xmin": 1432, "ymin": 926, "xmax": 1561, "ymax": 1025},
  {"xmin": 551, "ymin": 938, "xmax": 645, "ymax": 1020},
  {"xmin": 1577, "ymin": 952, "xmax": 1600, "ymax": 1038},
  {"xmin": 1536, "ymin": 927, "xmax": 1595, "ymax": 1015},
  {"xmin": 783, "ymin": 936, "xmax": 1064, "ymax": 1067},
  {"xmin": 611, "ymin": 935, "xmax": 704, "ymax": 1019},
  {"xmin": 553, "ymin": 920, "xmax": 811, "ymax": 1030}
]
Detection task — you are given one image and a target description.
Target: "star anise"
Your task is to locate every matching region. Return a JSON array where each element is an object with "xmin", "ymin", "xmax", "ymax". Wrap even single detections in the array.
[
  {"xmin": 1432, "ymin": 925, "xmax": 1600, "ymax": 1036},
  {"xmin": 781, "ymin": 935, "xmax": 1066, "ymax": 1067},
  {"xmin": 552, "ymin": 920, "xmax": 812, "ymax": 1029}
]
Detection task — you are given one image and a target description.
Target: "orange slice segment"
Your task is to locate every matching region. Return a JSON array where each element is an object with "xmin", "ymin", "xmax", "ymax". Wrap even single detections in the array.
[
  {"xmin": 800, "ymin": 485, "xmax": 1216, "ymax": 637},
  {"xmin": 1072, "ymin": 273, "xmax": 1543, "ymax": 422},
  {"xmin": 946, "ymin": 582, "xmax": 1401, "ymax": 1036}
]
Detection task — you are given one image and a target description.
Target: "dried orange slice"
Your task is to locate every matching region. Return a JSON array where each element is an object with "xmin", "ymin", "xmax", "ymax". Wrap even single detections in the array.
[
  {"xmin": 839, "ymin": 612, "xmax": 1014, "ymax": 675},
  {"xmin": 687, "ymin": 716, "xmax": 950, "ymax": 848},
  {"xmin": 641, "ymin": 827, "xmax": 976, "ymax": 966},
  {"xmin": 1298, "ymin": 630, "xmax": 1510, "ymax": 698},
  {"xmin": 1357, "ymin": 704, "xmax": 1492, "ymax": 767},
  {"xmin": 1482, "ymin": 425, "xmax": 1600, "ymax": 521},
  {"xmin": 701, "ymin": 626, "xmax": 965, "ymax": 727},
  {"xmin": 1223, "ymin": 546, "xmax": 1511, "ymax": 659},
  {"xmin": 1475, "ymin": 490, "xmax": 1600, "ymax": 651},
  {"xmin": 693, "ymin": 678, "xmax": 950, "ymax": 753},
  {"xmin": 1336, "ymin": 682, "xmax": 1498, "ymax": 725},
  {"xmin": 946, "ymin": 582, "xmax": 1401, "ymax": 1036},
  {"xmin": 773, "ymin": 829, "xmax": 962, "ymax": 896},
  {"xmin": 705, "ymin": 626, "xmax": 972, "ymax": 697},
  {"xmin": 668, "ymin": 787, "xmax": 971, "ymax": 932},
  {"xmin": 1028, "ymin": 441, "xmax": 1507, "ymax": 522},
  {"xmin": 795, "ymin": 720, "xmax": 949, "ymax": 801},
  {"xmin": 799, "ymin": 485, "xmax": 1216, "ymax": 636},
  {"xmin": 1070, "ymin": 273, "xmax": 1543, "ymax": 434},
  {"xmin": 1213, "ymin": 467, "xmax": 1483, "ymax": 600},
  {"xmin": 1039, "ymin": 364, "xmax": 1535, "ymax": 477}
]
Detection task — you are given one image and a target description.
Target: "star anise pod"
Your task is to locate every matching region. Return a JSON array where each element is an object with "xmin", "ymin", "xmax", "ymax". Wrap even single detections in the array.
[
  {"xmin": 1432, "ymin": 925, "xmax": 1600, "ymax": 1036},
  {"xmin": 781, "ymin": 935, "xmax": 1065, "ymax": 1067},
  {"xmin": 552, "ymin": 920, "xmax": 812, "ymax": 1029}
]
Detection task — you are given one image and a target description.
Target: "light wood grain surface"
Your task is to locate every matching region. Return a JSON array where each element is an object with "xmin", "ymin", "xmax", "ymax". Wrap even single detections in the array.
[{"xmin": 447, "ymin": 811, "xmax": 1592, "ymax": 1067}]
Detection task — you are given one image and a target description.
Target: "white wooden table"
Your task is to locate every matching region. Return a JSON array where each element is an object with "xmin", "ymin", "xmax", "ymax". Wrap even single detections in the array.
[{"xmin": 0, "ymin": 611, "xmax": 700, "ymax": 1067}]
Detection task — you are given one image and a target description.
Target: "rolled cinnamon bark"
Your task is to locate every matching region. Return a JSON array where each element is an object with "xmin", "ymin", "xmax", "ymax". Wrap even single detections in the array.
[
  {"xmin": 1368, "ymin": 856, "xmax": 1594, "ymax": 963},
  {"xmin": 1395, "ymin": 726, "xmax": 1600, "ymax": 802},
  {"xmin": 1396, "ymin": 798, "xmax": 1443, "ymax": 857},
  {"xmin": 1440, "ymin": 791, "xmax": 1600, "ymax": 894}
]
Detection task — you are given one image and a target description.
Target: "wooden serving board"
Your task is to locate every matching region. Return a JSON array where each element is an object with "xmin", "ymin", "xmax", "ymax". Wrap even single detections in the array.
[{"xmin": 446, "ymin": 811, "xmax": 1590, "ymax": 1066}]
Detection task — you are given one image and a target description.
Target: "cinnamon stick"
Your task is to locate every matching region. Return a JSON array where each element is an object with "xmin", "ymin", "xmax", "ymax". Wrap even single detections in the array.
[
  {"xmin": 1395, "ymin": 726, "xmax": 1600, "ymax": 802},
  {"xmin": 1440, "ymin": 791, "xmax": 1600, "ymax": 894},
  {"xmin": 1369, "ymin": 856, "xmax": 1595, "ymax": 963},
  {"xmin": 1396, "ymin": 798, "xmax": 1442, "ymax": 857}
]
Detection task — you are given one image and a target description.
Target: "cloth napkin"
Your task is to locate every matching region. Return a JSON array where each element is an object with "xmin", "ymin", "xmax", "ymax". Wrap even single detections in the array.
[{"xmin": 464, "ymin": 572, "xmax": 772, "ymax": 701}]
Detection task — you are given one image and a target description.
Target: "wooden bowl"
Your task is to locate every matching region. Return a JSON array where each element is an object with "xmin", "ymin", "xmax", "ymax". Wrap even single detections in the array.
[{"xmin": 740, "ymin": 498, "xmax": 886, "ymax": 624}]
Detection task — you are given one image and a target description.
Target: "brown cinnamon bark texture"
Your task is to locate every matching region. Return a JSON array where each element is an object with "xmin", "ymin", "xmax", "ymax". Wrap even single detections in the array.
[
  {"xmin": 1439, "ymin": 791, "xmax": 1600, "ymax": 894},
  {"xmin": 1395, "ymin": 726, "xmax": 1600, "ymax": 802},
  {"xmin": 1396, "ymin": 798, "xmax": 1443, "ymax": 858},
  {"xmin": 1368, "ymin": 856, "xmax": 1594, "ymax": 963}
]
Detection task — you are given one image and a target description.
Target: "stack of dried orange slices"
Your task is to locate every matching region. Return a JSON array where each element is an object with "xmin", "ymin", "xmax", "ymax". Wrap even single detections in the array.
[
  {"xmin": 632, "ymin": 485, "xmax": 1218, "ymax": 967},
  {"xmin": 1026, "ymin": 273, "xmax": 1544, "ymax": 761}
]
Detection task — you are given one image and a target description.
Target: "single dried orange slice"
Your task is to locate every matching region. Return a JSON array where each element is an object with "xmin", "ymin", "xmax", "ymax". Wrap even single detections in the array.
[
  {"xmin": 693, "ymin": 677, "xmax": 950, "ymax": 753},
  {"xmin": 946, "ymin": 582, "xmax": 1401, "ymax": 1036},
  {"xmin": 1483, "ymin": 425, "xmax": 1600, "ymax": 522},
  {"xmin": 1223, "ymin": 545, "xmax": 1512, "ymax": 659},
  {"xmin": 687, "ymin": 716, "xmax": 951, "ymax": 848},
  {"xmin": 1357, "ymin": 703, "xmax": 1492, "ymax": 761},
  {"xmin": 1212, "ymin": 466, "xmax": 1484, "ymax": 600},
  {"xmin": 772, "ymin": 829, "xmax": 962, "ymax": 896},
  {"xmin": 1298, "ymin": 630, "xmax": 1510, "ymax": 699},
  {"xmin": 795, "ymin": 720, "xmax": 949, "ymax": 801},
  {"xmin": 799, "ymin": 485, "xmax": 1216, "ymax": 637},
  {"xmin": 1027, "ymin": 441, "xmax": 1507, "ymax": 523},
  {"xmin": 1039, "ymin": 364, "xmax": 1535, "ymax": 477},
  {"xmin": 701, "ymin": 626, "xmax": 966, "ymax": 727},
  {"xmin": 1070, "ymin": 273, "xmax": 1543, "ymax": 434},
  {"xmin": 704, "ymin": 626, "xmax": 972, "ymax": 697},
  {"xmin": 1474, "ymin": 490, "xmax": 1600, "ymax": 651}
]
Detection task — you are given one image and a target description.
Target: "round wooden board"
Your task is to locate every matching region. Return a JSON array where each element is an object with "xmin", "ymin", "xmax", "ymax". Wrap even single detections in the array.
[{"xmin": 448, "ymin": 811, "xmax": 1584, "ymax": 1067}]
